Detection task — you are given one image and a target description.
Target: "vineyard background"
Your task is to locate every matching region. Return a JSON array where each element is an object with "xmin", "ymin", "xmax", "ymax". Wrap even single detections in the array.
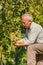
[{"xmin": 0, "ymin": 0, "xmax": 43, "ymax": 65}]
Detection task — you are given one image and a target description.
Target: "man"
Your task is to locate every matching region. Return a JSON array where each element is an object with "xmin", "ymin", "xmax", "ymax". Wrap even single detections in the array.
[{"xmin": 13, "ymin": 14, "xmax": 43, "ymax": 65}]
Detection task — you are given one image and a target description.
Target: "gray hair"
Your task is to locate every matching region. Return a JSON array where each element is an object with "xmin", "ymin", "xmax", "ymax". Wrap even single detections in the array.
[{"xmin": 22, "ymin": 14, "xmax": 33, "ymax": 21}]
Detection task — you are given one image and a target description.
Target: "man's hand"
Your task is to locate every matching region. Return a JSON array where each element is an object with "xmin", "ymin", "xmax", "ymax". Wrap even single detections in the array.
[
  {"xmin": 12, "ymin": 40, "xmax": 28, "ymax": 46},
  {"xmin": 12, "ymin": 40, "xmax": 17, "ymax": 46},
  {"xmin": 12, "ymin": 40, "xmax": 20, "ymax": 46}
]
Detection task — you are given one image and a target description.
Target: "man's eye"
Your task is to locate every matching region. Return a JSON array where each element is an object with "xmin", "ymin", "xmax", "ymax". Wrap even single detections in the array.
[{"xmin": 23, "ymin": 22, "xmax": 25, "ymax": 24}]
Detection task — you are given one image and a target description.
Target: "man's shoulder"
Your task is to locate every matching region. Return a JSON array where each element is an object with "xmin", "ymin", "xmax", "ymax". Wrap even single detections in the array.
[
  {"xmin": 33, "ymin": 22, "xmax": 42, "ymax": 29},
  {"xmin": 30, "ymin": 22, "xmax": 43, "ymax": 32}
]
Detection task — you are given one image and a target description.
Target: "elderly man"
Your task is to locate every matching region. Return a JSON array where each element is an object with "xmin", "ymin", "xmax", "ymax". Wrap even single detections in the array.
[{"xmin": 13, "ymin": 14, "xmax": 43, "ymax": 65}]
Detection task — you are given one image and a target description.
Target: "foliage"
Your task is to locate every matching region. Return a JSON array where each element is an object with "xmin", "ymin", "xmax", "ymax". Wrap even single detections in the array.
[{"xmin": 0, "ymin": 0, "xmax": 43, "ymax": 65}]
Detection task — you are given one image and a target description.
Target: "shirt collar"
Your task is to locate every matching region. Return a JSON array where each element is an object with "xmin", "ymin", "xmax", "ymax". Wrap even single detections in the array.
[{"xmin": 30, "ymin": 22, "xmax": 35, "ymax": 29}]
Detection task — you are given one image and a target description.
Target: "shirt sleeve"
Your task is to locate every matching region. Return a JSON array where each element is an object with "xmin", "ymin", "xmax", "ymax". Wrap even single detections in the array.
[{"xmin": 19, "ymin": 26, "xmax": 42, "ymax": 45}]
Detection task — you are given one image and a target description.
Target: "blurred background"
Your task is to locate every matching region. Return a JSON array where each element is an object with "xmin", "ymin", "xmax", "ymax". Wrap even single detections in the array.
[{"xmin": 0, "ymin": 0, "xmax": 43, "ymax": 65}]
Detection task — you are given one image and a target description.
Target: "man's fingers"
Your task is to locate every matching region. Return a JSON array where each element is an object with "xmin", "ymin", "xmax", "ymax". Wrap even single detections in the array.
[{"xmin": 12, "ymin": 40, "xmax": 17, "ymax": 45}]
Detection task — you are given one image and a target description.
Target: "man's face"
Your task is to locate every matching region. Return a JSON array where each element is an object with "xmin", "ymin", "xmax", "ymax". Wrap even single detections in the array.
[{"xmin": 22, "ymin": 18, "xmax": 32, "ymax": 28}]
